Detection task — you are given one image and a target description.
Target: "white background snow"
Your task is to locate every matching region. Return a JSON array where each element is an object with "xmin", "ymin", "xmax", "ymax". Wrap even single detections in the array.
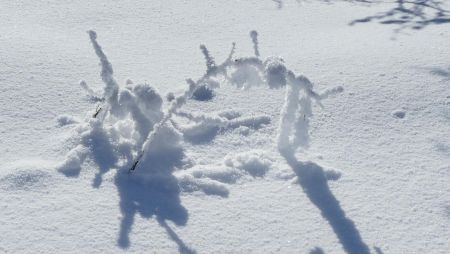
[{"xmin": 1, "ymin": 0, "xmax": 450, "ymax": 253}]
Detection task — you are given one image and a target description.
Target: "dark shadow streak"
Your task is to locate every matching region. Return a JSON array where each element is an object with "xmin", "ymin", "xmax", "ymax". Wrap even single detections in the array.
[
  {"xmin": 280, "ymin": 149, "xmax": 370, "ymax": 254},
  {"xmin": 349, "ymin": 0, "xmax": 450, "ymax": 32},
  {"xmin": 430, "ymin": 67, "xmax": 450, "ymax": 78},
  {"xmin": 158, "ymin": 217, "xmax": 197, "ymax": 254}
]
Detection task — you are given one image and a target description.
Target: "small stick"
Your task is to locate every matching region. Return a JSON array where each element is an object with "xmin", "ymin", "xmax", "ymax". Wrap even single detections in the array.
[{"xmin": 93, "ymin": 105, "xmax": 102, "ymax": 118}]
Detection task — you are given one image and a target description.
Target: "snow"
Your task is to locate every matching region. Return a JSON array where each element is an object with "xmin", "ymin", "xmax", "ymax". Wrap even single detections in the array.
[
  {"xmin": 1, "ymin": 0, "xmax": 450, "ymax": 253},
  {"xmin": 224, "ymin": 150, "xmax": 273, "ymax": 177}
]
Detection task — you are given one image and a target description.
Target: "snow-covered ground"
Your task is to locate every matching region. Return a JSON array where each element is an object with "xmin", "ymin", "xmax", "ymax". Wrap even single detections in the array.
[{"xmin": 1, "ymin": 1, "xmax": 450, "ymax": 253}]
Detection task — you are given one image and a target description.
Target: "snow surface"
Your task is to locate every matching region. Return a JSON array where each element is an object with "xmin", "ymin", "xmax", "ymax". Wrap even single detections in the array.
[{"xmin": 1, "ymin": 0, "xmax": 450, "ymax": 253}]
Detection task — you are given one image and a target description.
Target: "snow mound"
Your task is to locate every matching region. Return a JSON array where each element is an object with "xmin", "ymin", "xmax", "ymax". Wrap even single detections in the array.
[
  {"xmin": 56, "ymin": 114, "xmax": 80, "ymax": 126},
  {"xmin": 224, "ymin": 150, "xmax": 272, "ymax": 177},
  {"xmin": 264, "ymin": 57, "xmax": 287, "ymax": 89},
  {"xmin": 189, "ymin": 166, "xmax": 241, "ymax": 184},
  {"xmin": 177, "ymin": 174, "xmax": 229, "ymax": 197},
  {"xmin": 174, "ymin": 110, "xmax": 270, "ymax": 144}
]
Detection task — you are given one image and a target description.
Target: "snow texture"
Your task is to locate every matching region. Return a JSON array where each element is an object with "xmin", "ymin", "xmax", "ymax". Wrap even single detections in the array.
[{"xmin": 2, "ymin": 1, "xmax": 450, "ymax": 253}]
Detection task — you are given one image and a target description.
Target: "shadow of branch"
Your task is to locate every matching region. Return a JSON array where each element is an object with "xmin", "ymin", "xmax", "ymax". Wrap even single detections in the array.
[
  {"xmin": 280, "ymin": 149, "xmax": 370, "ymax": 254},
  {"xmin": 349, "ymin": 0, "xmax": 450, "ymax": 32},
  {"xmin": 158, "ymin": 217, "xmax": 197, "ymax": 254}
]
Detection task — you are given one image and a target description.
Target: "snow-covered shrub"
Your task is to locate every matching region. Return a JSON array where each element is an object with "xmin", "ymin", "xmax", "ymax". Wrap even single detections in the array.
[
  {"xmin": 59, "ymin": 29, "xmax": 342, "ymax": 188},
  {"xmin": 58, "ymin": 31, "xmax": 169, "ymax": 185},
  {"xmin": 55, "ymin": 29, "xmax": 347, "ymax": 250}
]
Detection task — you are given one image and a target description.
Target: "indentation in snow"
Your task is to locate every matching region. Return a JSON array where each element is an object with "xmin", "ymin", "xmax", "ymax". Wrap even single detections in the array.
[
  {"xmin": 392, "ymin": 110, "xmax": 406, "ymax": 119},
  {"xmin": 0, "ymin": 170, "xmax": 51, "ymax": 191},
  {"xmin": 191, "ymin": 84, "xmax": 215, "ymax": 101}
]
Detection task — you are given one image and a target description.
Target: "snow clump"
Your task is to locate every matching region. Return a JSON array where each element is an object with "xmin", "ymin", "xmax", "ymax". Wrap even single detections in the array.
[{"xmin": 224, "ymin": 150, "xmax": 273, "ymax": 177}]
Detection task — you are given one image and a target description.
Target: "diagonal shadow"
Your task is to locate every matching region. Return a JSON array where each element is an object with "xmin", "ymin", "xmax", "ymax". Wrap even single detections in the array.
[
  {"xmin": 158, "ymin": 217, "xmax": 197, "ymax": 254},
  {"xmin": 280, "ymin": 149, "xmax": 371, "ymax": 254}
]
